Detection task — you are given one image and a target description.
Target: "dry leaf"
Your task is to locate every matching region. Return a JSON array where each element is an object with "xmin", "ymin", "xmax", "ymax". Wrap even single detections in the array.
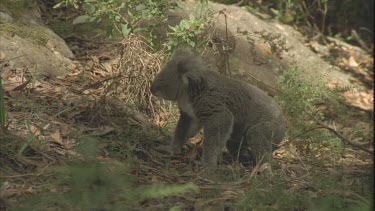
[
  {"xmin": 258, "ymin": 162, "xmax": 270, "ymax": 172},
  {"xmin": 24, "ymin": 187, "xmax": 34, "ymax": 194},
  {"xmin": 55, "ymin": 87, "xmax": 62, "ymax": 93},
  {"xmin": 30, "ymin": 124, "xmax": 41, "ymax": 136},
  {"xmin": 91, "ymin": 56, "xmax": 99, "ymax": 63},
  {"xmin": 0, "ymin": 51, "xmax": 5, "ymax": 60},
  {"xmin": 348, "ymin": 56, "xmax": 359, "ymax": 67},
  {"xmin": 258, "ymin": 43, "xmax": 272, "ymax": 55},
  {"xmin": 91, "ymin": 125, "xmax": 115, "ymax": 136},
  {"xmin": 51, "ymin": 130, "xmax": 64, "ymax": 145}
]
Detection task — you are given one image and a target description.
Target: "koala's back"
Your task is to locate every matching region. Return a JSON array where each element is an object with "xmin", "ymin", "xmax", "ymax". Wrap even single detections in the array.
[{"xmin": 194, "ymin": 70, "xmax": 286, "ymax": 142}]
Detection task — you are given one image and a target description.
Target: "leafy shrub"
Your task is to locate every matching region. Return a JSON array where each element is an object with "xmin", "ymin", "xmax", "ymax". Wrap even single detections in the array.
[
  {"xmin": 55, "ymin": 0, "xmax": 175, "ymax": 38},
  {"xmin": 54, "ymin": 0, "xmax": 211, "ymax": 50},
  {"xmin": 237, "ymin": 169, "xmax": 372, "ymax": 210},
  {"xmin": 276, "ymin": 66, "xmax": 343, "ymax": 156},
  {"xmin": 164, "ymin": 6, "xmax": 212, "ymax": 51}
]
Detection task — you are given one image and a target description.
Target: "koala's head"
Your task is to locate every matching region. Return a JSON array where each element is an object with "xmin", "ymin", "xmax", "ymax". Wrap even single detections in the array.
[{"xmin": 150, "ymin": 46, "xmax": 206, "ymax": 101}]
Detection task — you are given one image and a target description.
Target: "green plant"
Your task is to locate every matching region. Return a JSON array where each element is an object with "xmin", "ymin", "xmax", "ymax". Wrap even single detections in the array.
[
  {"xmin": 164, "ymin": 13, "xmax": 209, "ymax": 51},
  {"xmin": 54, "ymin": 0, "xmax": 176, "ymax": 38},
  {"xmin": 237, "ymin": 167, "xmax": 373, "ymax": 210},
  {"xmin": 276, "ymin": 66, "xmax": 343, "ymax": 156},
  {"xmin": 164, "ymin": 1, "xmax": 211, "ymax": 51},
  {"xmin": 54, "ymin": 0, "xmax": 211, "ymax": 50},
  {"xmin": 54, "ymin": 0, "xmax": 80, "ymax": 9}
]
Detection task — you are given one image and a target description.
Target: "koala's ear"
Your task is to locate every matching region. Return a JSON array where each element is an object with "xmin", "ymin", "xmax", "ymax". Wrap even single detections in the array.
[{"xmin": 185, "ymin": 74, "xmax": 207, "ymax": 94}]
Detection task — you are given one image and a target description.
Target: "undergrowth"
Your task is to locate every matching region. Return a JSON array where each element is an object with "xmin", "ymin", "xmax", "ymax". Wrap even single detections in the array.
[
  {"xmin": 236, "ymin": 166, "xmax": 373, "ymax": 210},
  {"xmin": 15, "ymin": 137, "xmax": 198, "ymax": 210},
  {"xmin": 53, "ymin": 0, "xmax": 211, "ymax": 51},
  {"xmin": 276, "ymin": 66, "xmax": 344, "ymax": 158}
]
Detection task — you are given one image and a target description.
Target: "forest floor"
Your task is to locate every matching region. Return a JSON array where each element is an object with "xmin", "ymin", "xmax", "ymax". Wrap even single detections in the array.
[{"xmin": 1, "ymin": 4, "xmax": 374, "ymax": 211}]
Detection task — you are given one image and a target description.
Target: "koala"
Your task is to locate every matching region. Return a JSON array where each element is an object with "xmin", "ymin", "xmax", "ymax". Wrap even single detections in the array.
[{"xmin": 150, "ymin": 46, "xmax": 286, "ymax": 166}]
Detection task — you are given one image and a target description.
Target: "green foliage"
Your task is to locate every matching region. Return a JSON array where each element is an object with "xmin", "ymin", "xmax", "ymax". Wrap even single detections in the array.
[
  {"xmin": 269, "ymin": 0, "xmax": 305, "ymax": 24},
  {"xmin": 237, "ymin": 168, "xmax": 373, "ymax": 210},
  {"xmin": 53, "ymin": 0, "xmax": 80, "ymax": 9},
  {"xmin": 276, "ymin": 66, "xmax": 328, "ymax": 130},
  {"xmin": 165, "ymin": 13, "xmax": 209, "ymax": 51},
  {"xmin": 267, "ymin": 0, "xmax": 373, "ymax": 43},
  {"xmin": 54, "ymin": 0, "xmax": 211, "ymax": 50},
  {"xmin": 54, "ymin": 0, "xmax": 176, "ymax": 38},
  {"xmin": 276, "ymin": 66, "xmax": 343, "ymax": 156},
  {"xmin": 142, "ymin": 183, "xmax": 199, "ymax": 198},
  {"xmin": 237, "ymin": 175, "xmax": 307, "ymax": 210}
]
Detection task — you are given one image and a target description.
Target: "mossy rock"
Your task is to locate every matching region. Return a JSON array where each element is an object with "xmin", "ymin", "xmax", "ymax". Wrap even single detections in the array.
[{"xmin": 0, "ymin": 21, "xmax": 48, "ymax": 46}]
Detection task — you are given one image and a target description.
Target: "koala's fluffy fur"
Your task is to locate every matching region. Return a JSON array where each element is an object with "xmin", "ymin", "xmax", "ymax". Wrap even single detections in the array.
[{"xmin": 150, "ymin": 46, "xmax": 286, "ymax": 165}]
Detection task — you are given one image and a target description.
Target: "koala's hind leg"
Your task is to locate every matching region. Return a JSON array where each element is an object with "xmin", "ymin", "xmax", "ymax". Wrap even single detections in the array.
[
  {"xmin": 172, "ymin": 111, "xmax": 202, "ymax": 154},
  {"xmin": 245, "ymin": 122, "xmax": 280, "ymax": 164},
  {"xmin": 202, "ymin": 110, "xmax": 234, "ymax": 165}
]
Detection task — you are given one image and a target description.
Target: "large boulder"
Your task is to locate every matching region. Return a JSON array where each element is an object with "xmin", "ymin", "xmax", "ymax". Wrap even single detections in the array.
[
  {"xmin": 175, "ymin": 1, "xmax": 351, "ymax": 95},
  {"xmin": 0, "ymin": 3, "xmax": 74, "ymax": 78}
]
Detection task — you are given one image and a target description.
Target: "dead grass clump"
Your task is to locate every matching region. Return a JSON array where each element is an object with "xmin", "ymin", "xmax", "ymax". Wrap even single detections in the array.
[{"xmin": 113, "ymin": 35, "xmax": 172, "ymax": 121}]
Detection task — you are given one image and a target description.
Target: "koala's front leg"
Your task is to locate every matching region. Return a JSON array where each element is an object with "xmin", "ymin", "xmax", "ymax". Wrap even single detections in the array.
[
  {"xmin": 172, "ymin": 111, "xmax": 202, "ymax": 154},
  {"xmin": 201, "ymin": 109, "xmax": 234, "ymax": 165}
]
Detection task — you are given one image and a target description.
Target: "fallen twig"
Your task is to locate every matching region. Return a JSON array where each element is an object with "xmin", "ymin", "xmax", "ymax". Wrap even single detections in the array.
[{"xmin": 304, "ymin": 111, "xmax": 374, "ymax": 155}]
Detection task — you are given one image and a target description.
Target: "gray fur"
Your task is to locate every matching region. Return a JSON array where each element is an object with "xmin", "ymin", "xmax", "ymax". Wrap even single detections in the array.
[{"xmin": 150, "ymin": 46, "xmax": 286, "ymax": 165}]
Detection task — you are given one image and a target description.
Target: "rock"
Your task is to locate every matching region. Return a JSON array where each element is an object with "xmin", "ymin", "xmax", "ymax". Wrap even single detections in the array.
[
  {"xmin": 173, "ymin": 1, "xmax": 352, "ymax": 95},
  {"xmin": 0, "ymin": 3, "xmax": 74, "ymax": 78}
]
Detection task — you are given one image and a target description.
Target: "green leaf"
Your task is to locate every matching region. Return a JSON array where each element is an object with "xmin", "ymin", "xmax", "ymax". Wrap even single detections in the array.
[
  {"xmin": 73, "ymin": 15, "xmax": 91, "ymax": 24},
  {"xmin": 187, "ymin": 40, "xmax": 195, "ymax": 47},
  {"xmin": 189, "ymin": 14, "xmax": 196, "ymax": 22},
  {"xmin": 180, "ymin": 20, "xmax": 190, "ymax": 30},
  {"xmin": 136, "ymin": 4, "xmax": 146, "ymax": 11},
  {"xmin": 73, "ymin": 2, "xmax": 79, "ymax": 9},
  {"xmin": 86, "ymin": 3, "xmax": 96, "ymax": 14},
  {"xmin": 106, "ymin": 26, "xmax": 114, "ymax": 39},
  {"xmin": 168, "ymin": 25, "xmax": 177, "ymax": 32},
  {"xmin": 121, "ymin": 24, "xmax": 131, "ymax": 36},
  {"xmin": 53, "ymin": 2, "xmax": 63, "ymax": 9},
  {"xmin": 89, "ymin": 17, "xmax": 96, "ymax": 22},
  {"xmin": 142, "ymin": 183, "xmax": 198, "ymax": 198},
  {"xmin": 133, "ymin": 27, "xmax": 144, "ymax": 33}
]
